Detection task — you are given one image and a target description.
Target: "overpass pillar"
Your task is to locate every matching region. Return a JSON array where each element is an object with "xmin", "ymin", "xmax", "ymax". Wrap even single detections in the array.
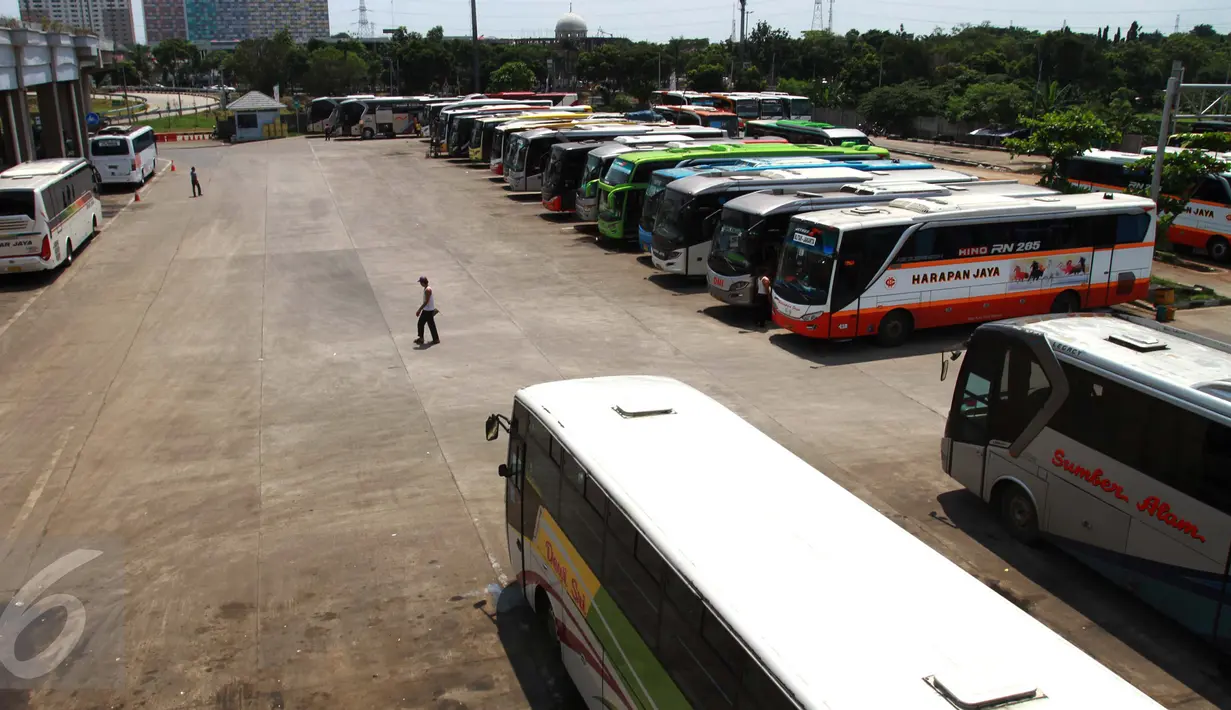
[{"xmin": 36, "ymin": 83, "xmax": 65, "ymax": 158}]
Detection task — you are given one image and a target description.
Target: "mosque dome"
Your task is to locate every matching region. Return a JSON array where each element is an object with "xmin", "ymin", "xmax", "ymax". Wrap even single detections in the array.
[{"xmin": 555, "ymin": 11, "xmax": 588, "ymax": 34}]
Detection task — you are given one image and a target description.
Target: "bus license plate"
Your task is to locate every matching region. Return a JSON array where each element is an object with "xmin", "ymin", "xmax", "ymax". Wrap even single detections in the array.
[{"xmin": 7, "ymin": 265, "xmax": 21, "ymax": 272}]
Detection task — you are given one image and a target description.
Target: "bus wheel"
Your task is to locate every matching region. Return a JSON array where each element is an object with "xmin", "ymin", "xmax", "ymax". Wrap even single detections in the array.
[
  {"xmin": 1049, "ymin": 291, "xmax": 1080, "ymax": 314},
  {"xmin": 91, "ymin": 216, "xmax": 98, "ymax": 238},
  {"xmin": 1208, "ymin": 236, "xmax": 1230, "ymax": 263},
  {"xmin": 60, "ymin": 240, "xmax": 73, "ymax": 269},
  {"xmin": 997, "ymin": 483, "xmax": 1041, "ymax": 545},
  {"xmin": 535, "ymin": 588, "xmax": 560, "ymax": 654},
  {"xmin": 362, "ymin": 128, "xmax": 375, "ymax": 140},
  {"xmin": 875, "ymin": 310, "xmax": 913, "ymax": 347}
]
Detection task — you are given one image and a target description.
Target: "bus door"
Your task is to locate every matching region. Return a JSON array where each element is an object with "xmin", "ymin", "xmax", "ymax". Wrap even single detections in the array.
[
  {"xmin": 1087, "ymin": 213, "xmax": 1150, "ymax": 307},
  {"xmin": 502, "ymin": 413, "xmax": 529, "ymax": 577}
]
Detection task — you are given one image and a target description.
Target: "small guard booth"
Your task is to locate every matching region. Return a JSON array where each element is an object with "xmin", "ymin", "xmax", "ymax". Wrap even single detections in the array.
[{"xmin": 226, "ymin": 91, "xmax": 284, "ymax": 142}]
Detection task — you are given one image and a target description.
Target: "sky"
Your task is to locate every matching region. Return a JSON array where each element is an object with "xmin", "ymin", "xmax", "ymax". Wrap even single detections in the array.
[{"xmin": 1, "ymin": 0, "xmax": 1228, "ymax": 47}]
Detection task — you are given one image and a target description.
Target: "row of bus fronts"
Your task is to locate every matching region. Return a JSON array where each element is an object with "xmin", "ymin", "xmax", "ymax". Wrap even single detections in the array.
[{"xmin": 944, "ymin": 328, "xmax": 1231, "ymax": 649}]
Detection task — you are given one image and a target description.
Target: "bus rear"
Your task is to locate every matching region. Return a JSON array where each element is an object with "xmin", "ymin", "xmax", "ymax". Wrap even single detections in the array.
[
  {"xmin": 772, "ymin": 192, "xmax": 1156, "ymax": 345},
  {"xmin": 0, "ymin": 189, "xmax": 46, "ymax": 271}
]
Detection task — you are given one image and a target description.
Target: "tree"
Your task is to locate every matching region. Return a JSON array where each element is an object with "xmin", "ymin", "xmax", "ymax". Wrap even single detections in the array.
[
  {"xmin": 303, "ymin": 47, "xmax": 368, "ymax": 96},
  {"xmin": 775, "ymin": 77, "xmax": 811, "ymax": 96},
  {"xmin": 857, "ymin": 82, "xmax": 939, "ymax": 134},
  {"xmin": 224, "ymin": 30, "xmax": 303, "ymax": 94},
  {"xmin": 733, "ymin": 65, "xmax": 766, "ymax": 92},
  {"xmin": 946, "ymin": 82, "xmax": 1029, "ymax": 125},
  {"xmin": 152, "ymin": 38, "xmax": 196, "ymax": 85},
  {"xmin": 126, "ymin": 44, "xmax": 154, "ymax": 84},
  {"xmin": 488, "ymin": 61, "xmax": 536, "ymax": 92},
  {"xmin": 1130, "ymin": 151, "xmax": 1230, "ymax": 232},
  {"xmin": 687, "ymin": 64, "xmax": 725, "ymax": 92},
  {"xmin": 1180, "ymin": 132, "xmax": 1231, "ymax": 152},
  {"xmin": 1004, "ymin": 107, "xmax": 1119, "ymax": 186}
]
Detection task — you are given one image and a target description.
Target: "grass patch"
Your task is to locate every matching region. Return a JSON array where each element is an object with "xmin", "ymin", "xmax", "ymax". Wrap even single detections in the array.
[
  {"xmin": 1150, "ymin": 276, "xmax": 1221, "ymax": 301},
  {"xmin": 138, "ymin": 112, "xmax": 220, "ymax": 132}
]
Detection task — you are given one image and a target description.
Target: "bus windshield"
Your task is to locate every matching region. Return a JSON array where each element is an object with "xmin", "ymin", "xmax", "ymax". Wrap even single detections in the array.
[
  {"xmin": 640, "ymin": 175, "xmax": 675, "ymax": 231},
  {"xmin": 710, "ymin": 209, "xmax": 761, "ymax": 275},
  {"xmin": 689, "ymin": 96, "xmax": 716, "ymax": 107},
  {"xmin": 605, "ymin": 158, "xmax": 635, "ymax": 186},
  {"xmin": 581, "ymin": 154, "xmax": 605, "ymax": 185},
  {"xmin": 654, "ymin": 191, "xmax": 700, "ymax": 249},
  {"xmin": 761, "ymin": 99, "xmax": 786, "ymax": 119},
  {"xmin": 508, "ymin": 135, "xmax": 529, "ymax": 172},
  {"xmin": 735, "ymin": 99, "xmax": 760, "ymax": 119},
  {"xmin": 91, "ymin": 138, "xmax": 130, "ymax": 156},
  {"xmin": 776, "ymin": 225, "xmax": 839, "ymax": 305},
  {"xmin": 0, "ymin": 190, "xmax": 36, "ymax": 220},
  {"xmin": 791, "ymin": 98, "xmax": 813, "ymax": 118}
]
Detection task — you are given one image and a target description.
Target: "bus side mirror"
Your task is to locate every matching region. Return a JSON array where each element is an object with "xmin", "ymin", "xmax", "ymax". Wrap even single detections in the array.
[
  {"xmin": 940, "ymin": 357, "xmax": 950, "ymax": 382},
  {"xmin": 485, "ymin": 414, "xmax": 501, "ymax": 441},
  {"xmin": 498, "ymin": 463, "xmax": 510, "ymax": 478}
]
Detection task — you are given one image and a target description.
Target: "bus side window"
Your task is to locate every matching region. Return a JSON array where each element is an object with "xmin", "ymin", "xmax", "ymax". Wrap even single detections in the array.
[
  {"xmin": 558, "ymin": 454, "xmax": 605, "ymax": 571},
  {"xmin": 602, "ymin": 507, "xmax": 662, "ymax": 646},
  {"xmin": 988, "ymin": 342, "xmax": 1051, "ymax": 445},
  {"xmin": 1115, "ymin": 213, "xmax": 1150, "ymax": 244},
  {"xmin": 525, "ymin": 417, "xmax": 561, "ymax": 512},
  {"xmin": 738, "ymin": 661, "xmax": 800, "ymax": 710},
  {"xmin": 1049, "ymin": 364, "xmax": 1147, "ymax": 470},
  {"xmin": 659, "ymin": 596, "xmax": 738, "ymax": 707},
  {"xmin": 1202, "ymin": 424, "xmax": 1231, "ymax": 514},
  {"xmin": 1193, "ymin": 177, "xmax": 1231, "ymax": 206},
  {"xmin": 832, "ymin": 226, "xmax": 902, "ymax": 312}
]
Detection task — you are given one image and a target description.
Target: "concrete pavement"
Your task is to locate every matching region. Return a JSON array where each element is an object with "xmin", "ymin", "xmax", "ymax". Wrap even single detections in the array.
[{"xmin": 0, "ymin": 136, "xmax": 1228, "ymax": 708}]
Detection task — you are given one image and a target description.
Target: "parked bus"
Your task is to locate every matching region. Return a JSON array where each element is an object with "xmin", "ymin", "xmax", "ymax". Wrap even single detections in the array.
[
  {"xmin": 0, "ymin": 158, "xmax": 102, "ymax": 274},
  {"xmin": 651, "ymin": 105, "xmax": 740, "ymax": 138},
  {"xmin": 353, "ymin": 96, "xmax": 434, "ymax": 139},
  {"xmin": 597, "ymin": 143, "xmax": 890, "ymax": 241},
  {"xmin": 487, "ymin": 91, "xmax": 580, "ymax": 106},
  {"xmin": 708, "ymin": 92, "xmax": 762, "ymax": 128},
  {"xmin": 541, "ymin": 133, "xmax": 734, "ymax": 213},
  {"xmin": 638, "ymin": 158, "xmax": 939, "ymax": 253},
  {"xmin": 708, "ymin": 180, "xmax": 1055, "ymax": 309},
  {"xmin": 1062, "ymin": 149, "xmax": 1231, "ymax": 262},
  {"xmin": 508, "ymin": 124, "xmax": 725, "ymax": 193},
  {"xmin": 772, "ymin": 192, "xmax": 1156, "ymax": 346},
  {"xmin": 471, "ymin": 112, "xmax": 611, "ymax": 163},
  {"xmin": 746, "ymin": 120, "xmax": 872, "ymax": 146},
  {"xmin": 571, "ymin": 137, "xmax": 776, "ymax": 220},
  {"xmin": 942, "ymin": 312, "xmax": 1231, "ymax": 651},
  {"xmin": 89, "ymin": 125, "xmax": 157, "ymax": 186},
  {"xmin": 490, "ymin": 114, "xmax": 627, "ymax": 175},
  {"xmin": 648, "ymin": 90, "xmax": 717, "ymax": 107},
  {"xmin": 650, "ymin": 165, "xmax": 981, "ymax": 274},
  {"xmin": 505, "ymin": 125, "xmax": 658, "ymax": 192},
  {"xmin": 309, "ymin": 94, "xmax": 375, "ymax": 131},
  {"xmin": 445, "ymin": 104, "xmax": 581, "ymax": 157},
  {"xmin": 774, "ymin": 92, "xmax": 814, "ymax": 121},
  {"xmin": 432, "ymin": 99, "xmax": 554, "ymax": 155},
  {"xmin": 484, "ymin": 375, "xmax": 1166, "ymax": 710}
]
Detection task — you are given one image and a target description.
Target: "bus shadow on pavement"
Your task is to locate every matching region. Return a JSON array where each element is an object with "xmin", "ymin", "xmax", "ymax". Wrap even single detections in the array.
[
  {"xmin": 765, "ymin": 322, "xmax": 975, "ymax": 366},
  {"xmin": 935, "ymin": 489, "xmax": 1231, "ymax": 707},
  {"xmin": 537, "ymin": 213, "xmax": 573, "ymax": 225},
  {"xmin": 505, "ymin": 193, "xmax": 542, "ymax": 203},
  {"xmin": 486, "ymin": 583, "xmax": 587, "ymax": 710},
  {"xmin": 647, "ymin": 273, "xmax": 708, "ymax": 295},
  {"xmin": 0, "ymin": 269, "xmax": 60, "ymax": 293}
]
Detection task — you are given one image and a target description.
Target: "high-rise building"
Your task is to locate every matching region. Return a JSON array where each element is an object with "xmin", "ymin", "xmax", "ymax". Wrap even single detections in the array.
[
  {"xmin": 144, "ymin": 0, "xmax": 326, "ymax": 43},
  {"xmin": 19, "ymin": 0, "xmax": 136, "ymax": 46},
  {"xmin": 143, "ymin": 0, "xmax": 188, "ymax": 43}
]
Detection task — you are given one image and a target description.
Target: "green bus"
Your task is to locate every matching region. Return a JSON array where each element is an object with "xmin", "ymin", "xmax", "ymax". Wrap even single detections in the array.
[
  {"xmin": 595, "ymin": 143, "xmax": 891, "ymax": 241},
  {"xmin": 745, "ymin": 120, "xmax": 873, "ymax": 146}
]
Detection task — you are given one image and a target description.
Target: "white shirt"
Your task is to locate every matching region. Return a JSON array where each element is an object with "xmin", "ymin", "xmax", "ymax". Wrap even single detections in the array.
[
  {"xmin": 423, "ymin": 286, "xmax": 436, "ymax": 312},
  {"xmin": 757, "ymin": 276, "xmax": 769, "ymax": 295}
]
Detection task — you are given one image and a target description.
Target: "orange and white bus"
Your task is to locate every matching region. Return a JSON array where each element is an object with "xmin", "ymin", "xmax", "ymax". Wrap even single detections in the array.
[
  {"xmin": 1064, "ymin": 149, "xmax": 1231, "ymax": 262},
  {"xmin": 771, "ymin": 192, "xmax": 1156, "ymax": 346}
]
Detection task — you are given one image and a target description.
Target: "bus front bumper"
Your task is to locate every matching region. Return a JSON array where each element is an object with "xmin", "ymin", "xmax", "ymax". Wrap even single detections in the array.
[
  {"xmin": 469, "ymin": 148, "xmax": 483, "ymax": 161},
  {"xmin": 708, "ymin": 275, "xmax": 755, "ymax": 306},
  {"xmin": 597, "ymin": 219, "xmax": 625, "ymax": 240},
  {"xmin": 772, "ymin": 309, "xmax": 829, "ymax": 336},
  {"xmin": 575, "ymin": 196, "xmax": 597, "ymax": 221},
  {"xmin": 638, "ymin": 227, "xmax": 653, "ymax": 253},
  {"xmin": 542, "ymin": 194, "xmax": 566, "ymax": 212}
]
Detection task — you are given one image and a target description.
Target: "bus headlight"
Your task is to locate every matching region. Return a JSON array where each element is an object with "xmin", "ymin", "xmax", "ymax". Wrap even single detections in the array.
[
  {"xmin": 729, "ymin": 281, "xmax": 750, "ymax": 291},
  {"xmin": 800, "ymin": 311, "xmax": 824, "ymax": 322}
]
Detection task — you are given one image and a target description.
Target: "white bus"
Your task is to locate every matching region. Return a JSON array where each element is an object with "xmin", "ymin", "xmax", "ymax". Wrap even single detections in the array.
[
  {"xmin": 484, "ymin": 375, "xmax": 1164, "ymax": 710},
  {"xmin": 1063, "ymin": 149, "xmax": 1231, "ymax": 262},
  {"xmin": 89, "ymin": 125, "xmax": 157, "ymax": 186},
  {"xmin": 0, "ymin": 158, "xmax": 102, "ymax": 273},
  {"xmin": 771, "ymin": 192, "xmax": 1157, "ymax": 346},
  {"xmin": 942, "ymin": 313, "xmax": 1231, "ymax": 651}
]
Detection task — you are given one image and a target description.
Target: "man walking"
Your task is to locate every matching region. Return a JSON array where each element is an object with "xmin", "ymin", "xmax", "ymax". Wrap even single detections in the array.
[
  {"xmin": 190, "ymin": 167, "xmax": 203, "ymax": 197},
  {"xmin": 414, "ymin": 276, "xmax": 439, "ymax": 345}
]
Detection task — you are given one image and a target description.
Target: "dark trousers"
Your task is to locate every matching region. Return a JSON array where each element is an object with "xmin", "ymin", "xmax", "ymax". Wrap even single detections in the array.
[
  {"xmin": 191, "ymin": 180, "xmax": 202, "ymax": 196},
  {"xmin": 418, "ymin": 310, "xmax": 439, "ymax": 342},
  {"xmin": 755, "ymin": 294, "xmax": 772, "ymax": 326}
]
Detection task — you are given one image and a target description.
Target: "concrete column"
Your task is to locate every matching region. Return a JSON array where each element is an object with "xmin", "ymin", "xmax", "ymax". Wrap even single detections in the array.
[
  {"xmin": 12, "ymin": 46, "xmax": 34, "ymax": 162},
  {"xmin": 35, "ymin": 83, "xmax": 64, "ymax": 158},
  {"xmin": 79, "ymin": 72, "xmax": 92, "ymax": 159},
  {"xmin": 2, "ymin": 91, "xmax": 21, "ymax": 166},
  {"xmin": 63, "ymin": 82, "xmax": 83, "ymax": 158}
]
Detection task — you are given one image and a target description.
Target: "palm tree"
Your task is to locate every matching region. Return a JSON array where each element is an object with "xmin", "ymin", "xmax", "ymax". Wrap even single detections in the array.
[{"xmin": 127, "ymin": 44, "xmax": 154, "ymax": 84}]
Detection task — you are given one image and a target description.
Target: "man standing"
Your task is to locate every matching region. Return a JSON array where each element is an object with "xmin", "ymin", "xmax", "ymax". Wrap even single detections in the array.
[
  {"xmin": 190, "ymin": 167, "xmax": 203, "ymax": 197},
  {"xmin": 414, "ymin": 276, "xmax": 439, "ymax": 345},
  {"xmin": 754, "ymin": 269, "xmax": 773, "ymax": 328}
]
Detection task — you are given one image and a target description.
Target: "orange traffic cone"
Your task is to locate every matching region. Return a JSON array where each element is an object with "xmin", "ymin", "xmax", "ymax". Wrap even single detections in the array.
[
  {"xmin": 134, "ymin": 190, "xmax": 141, "ymax": 202},
  {"xmin": 170, "ymin": 161, "xmax": 176, "ymax": 172}
]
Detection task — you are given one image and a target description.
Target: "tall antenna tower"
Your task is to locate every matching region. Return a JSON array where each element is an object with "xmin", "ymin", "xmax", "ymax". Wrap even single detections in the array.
[
  {"xmin": 356, "ymin": 0, "xmax": 373, "ymax": 38},
  {"xmin": 1174, "ymin": 14, "xmax": 1180, "ymax": 33},
  {"xmin": 732, "ymin": 0, "xmax": 738, "ymax": 41},
  {"xmin": 811, "ymin": 0, "xmax": 824, "ymax": 31},
  {"xmin": 828, "ymin": 0, "xmax": 834, "ymax": 31}
]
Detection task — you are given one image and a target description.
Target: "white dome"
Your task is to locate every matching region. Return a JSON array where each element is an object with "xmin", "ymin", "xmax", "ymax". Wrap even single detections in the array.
[{"xmin": 555, "ymin": 12, "xmax": 587, "ymax": 33}]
